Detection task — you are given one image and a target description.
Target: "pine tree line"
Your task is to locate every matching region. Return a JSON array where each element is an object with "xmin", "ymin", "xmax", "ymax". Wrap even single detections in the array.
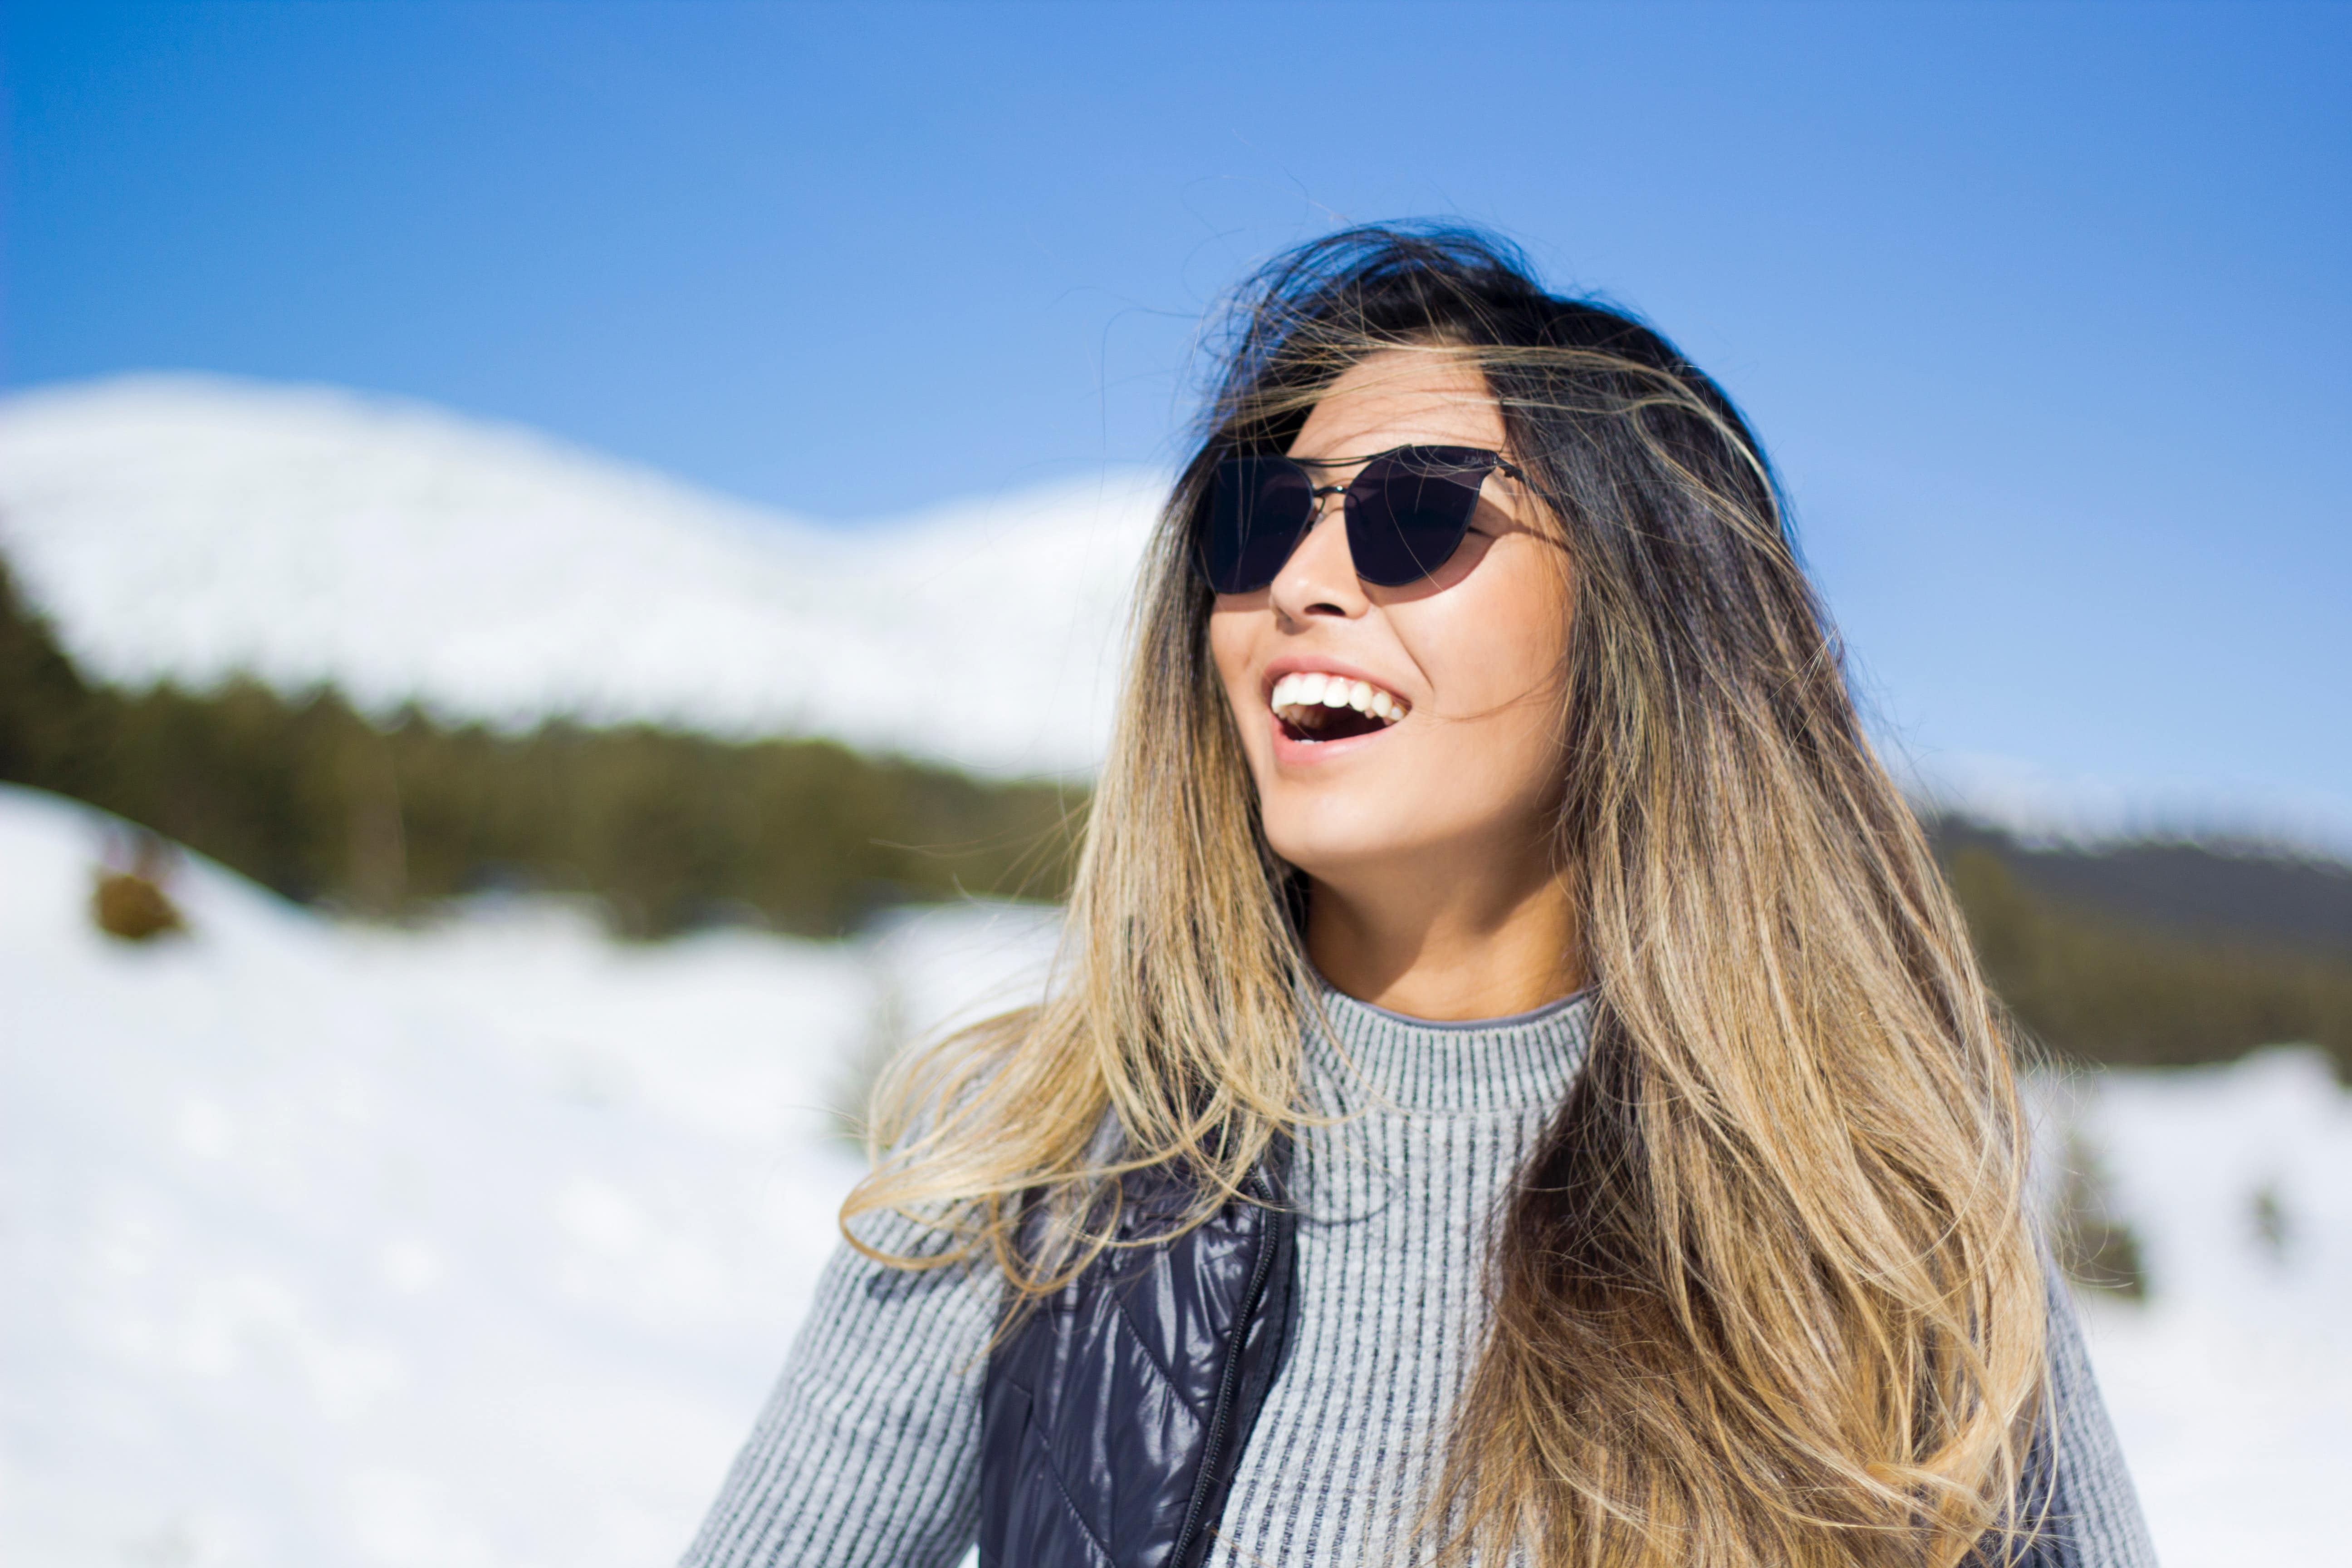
[
  {"xmin": 1940, "ymin": 841, "xmax": 2352, "ymax": 1073},
  {"xmin": 0, "ymin": 557, "xmax": 1077, "ymax": 936},
  {"xmin": 4, "ymin": 550, "xmax": 2346, "ymax": 1069}
]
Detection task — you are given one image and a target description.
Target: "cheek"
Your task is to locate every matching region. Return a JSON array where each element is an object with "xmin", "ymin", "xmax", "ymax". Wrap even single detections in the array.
[
  {"xmin": 1408, "ymin": 554, "xmax": 1573, "ymax": 723},
  {"xmin": 1206, "ymin": 610, "xmax": 1265, "ymax": 745}
]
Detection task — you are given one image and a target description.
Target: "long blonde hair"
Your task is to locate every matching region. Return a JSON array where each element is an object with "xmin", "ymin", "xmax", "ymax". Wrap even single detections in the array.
[{"xmin": 846, "ymin": 227, "xmax": 2046, "ymax": 1568}]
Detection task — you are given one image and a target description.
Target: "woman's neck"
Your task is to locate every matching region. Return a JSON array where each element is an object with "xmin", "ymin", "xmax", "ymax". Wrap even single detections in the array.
[{"xmin": 1303, "ymin": 862, "xmax": 1584, "ymax": 1023}]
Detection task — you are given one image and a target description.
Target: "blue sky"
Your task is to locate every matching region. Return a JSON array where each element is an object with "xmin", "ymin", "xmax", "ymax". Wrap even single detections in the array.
[{"xmin": 6, "ymin": 2, "xmax": 2349, "ymax": 832}]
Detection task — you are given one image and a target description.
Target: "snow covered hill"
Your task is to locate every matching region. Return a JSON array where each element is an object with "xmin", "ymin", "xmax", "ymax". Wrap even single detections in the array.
[
  {"xmin": 9, "ymin": 374, "xmax": 2347, "ymax": 853},
  {"xmin": 0, "ymin": 376, "xmax": 1164, "ymax": 776},
  {"xmin": 4, "ymin": 784, "xmax": 2347, "ymax": 1567}
]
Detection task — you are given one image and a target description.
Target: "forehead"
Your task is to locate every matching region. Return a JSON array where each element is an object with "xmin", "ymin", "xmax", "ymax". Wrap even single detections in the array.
[{"xmin": 1286, "ymin": 348, "xmax": 1503, "ymax": 461}]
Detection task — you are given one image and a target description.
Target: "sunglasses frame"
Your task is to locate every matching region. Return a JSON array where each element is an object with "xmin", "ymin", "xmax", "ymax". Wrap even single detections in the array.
[{"xmin": 1195, "ymin": 443, "xmax": 1533, "ymax": 595}]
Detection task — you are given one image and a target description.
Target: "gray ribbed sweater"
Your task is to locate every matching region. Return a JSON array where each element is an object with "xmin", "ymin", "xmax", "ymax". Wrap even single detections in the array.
[{"xmin": 684, "ymin": 987, "xmax": 2156, "ymax": 1567}]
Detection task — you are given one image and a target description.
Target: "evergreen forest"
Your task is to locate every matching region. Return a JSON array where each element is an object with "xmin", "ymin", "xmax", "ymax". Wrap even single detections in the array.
[{"xmin": 6, "ymin": 556, "xmax": 2347, "ymax": 1073}]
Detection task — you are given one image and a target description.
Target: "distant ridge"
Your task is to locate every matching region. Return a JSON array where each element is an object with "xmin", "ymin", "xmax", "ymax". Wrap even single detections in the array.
[
  {"xmin": 0, "ymin": 375, "xmax": 1162, "ymax": 777},
  {"xmin": 1929, "ymin": 815, "xmax": 2352, "ymax": 959},
  {"xmin": 1898, "ymin": 750, "xmax": 2352, "ymax": 865}
]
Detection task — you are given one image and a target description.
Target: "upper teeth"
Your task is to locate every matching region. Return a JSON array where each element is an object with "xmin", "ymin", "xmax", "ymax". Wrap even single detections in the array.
[{"xmin": 1269, "ymin": 671, "xmax": 1407, "ymax": 724}]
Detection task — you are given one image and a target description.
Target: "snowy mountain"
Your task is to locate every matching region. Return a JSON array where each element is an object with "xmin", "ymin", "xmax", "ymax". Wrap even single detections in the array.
[
  {"xmin": 0, "ymin": 376, "xmax": 1165, "ymax": 776},
  {"xmin": 9, "ymin": 374, "xmax": 2346, "ymax": 855}
]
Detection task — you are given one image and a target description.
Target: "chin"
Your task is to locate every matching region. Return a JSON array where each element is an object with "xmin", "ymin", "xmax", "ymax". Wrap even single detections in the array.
[{"xmin": 1262, "ymin": 815, "xmax": 1438, "ymax": 887}]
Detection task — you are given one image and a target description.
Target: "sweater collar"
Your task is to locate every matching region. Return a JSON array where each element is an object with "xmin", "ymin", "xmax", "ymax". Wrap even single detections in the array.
[{"xmin": 1300, "ymin": 976, "xmax": 1595, "ymax": 1115}]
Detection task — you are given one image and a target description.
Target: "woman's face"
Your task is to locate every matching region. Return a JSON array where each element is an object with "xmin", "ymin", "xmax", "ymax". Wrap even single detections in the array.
[{"xmin": 1209, "ymin": 350, "xmax": 1574, "ymax": 898}]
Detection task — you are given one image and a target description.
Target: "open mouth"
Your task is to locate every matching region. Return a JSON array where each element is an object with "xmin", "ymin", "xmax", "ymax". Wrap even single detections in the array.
[{"xmin": 1269, "ymin": 671, "xmax": 1409, "ymax": 745}]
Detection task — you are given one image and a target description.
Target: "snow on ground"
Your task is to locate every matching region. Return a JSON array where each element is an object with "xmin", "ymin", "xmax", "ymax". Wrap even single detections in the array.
[
  {"xmin": 2048, "ymin": 1052, "xmax": 2352, "ymax": 1566},
  {"xmin": 0, "ymin": 785, "xmax": 1053, "ymax": 1567},
  {"xmin": 0, "ymin": 375, "xmax": 1161, "ymax": 776},
  {"xmin": 4, "ymin": 782, "xmax": 2345, "ymax": 1566}
]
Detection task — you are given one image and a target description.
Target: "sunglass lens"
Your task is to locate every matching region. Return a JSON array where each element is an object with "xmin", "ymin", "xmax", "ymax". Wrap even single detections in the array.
[
  {"xmin": 1344, "ymin": 448, "xmax": 1493, "ymax": 586},
  {"xmin": 1203, "ymin": 457, "xmax": 1316, "ymax": 593}
]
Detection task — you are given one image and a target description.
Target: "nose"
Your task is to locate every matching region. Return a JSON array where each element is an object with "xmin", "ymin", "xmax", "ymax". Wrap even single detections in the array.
[{"xmin": 1267, "ymin": 494, "xmax": 1366, "ymax": 623}]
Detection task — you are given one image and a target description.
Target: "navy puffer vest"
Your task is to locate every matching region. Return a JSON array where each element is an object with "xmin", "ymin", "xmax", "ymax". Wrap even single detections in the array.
[
  {"xmin": 977, "ymin": 1142, "xmax": 1297, "ymax": 1568},
  {"xmin": 975, "ymin": 1137, "xmax": 2076, "ymax": 1568}
]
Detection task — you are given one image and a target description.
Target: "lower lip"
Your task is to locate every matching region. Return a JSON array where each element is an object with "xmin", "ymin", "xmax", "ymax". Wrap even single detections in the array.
[{"xmin": 1268, "ymin": 709, "xmax": 1398, "ymax": 765}]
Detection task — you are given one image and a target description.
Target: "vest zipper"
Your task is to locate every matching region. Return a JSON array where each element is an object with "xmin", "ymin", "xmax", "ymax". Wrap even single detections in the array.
[{"xmin": 1169, "ymin": 1174, "xmax": 1280, "ymax": 1568}]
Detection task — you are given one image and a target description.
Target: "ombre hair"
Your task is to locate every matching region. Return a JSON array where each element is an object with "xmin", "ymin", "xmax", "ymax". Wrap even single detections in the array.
[{"xmin": 845, "ymin": 226, "xmax": 2047, "ymax": 1568}]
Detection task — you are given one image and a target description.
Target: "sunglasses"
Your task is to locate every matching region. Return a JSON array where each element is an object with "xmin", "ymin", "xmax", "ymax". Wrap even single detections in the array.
[{"xmin": 1195, "ymin": 444, "xmax": 1530, "ymax": 595}]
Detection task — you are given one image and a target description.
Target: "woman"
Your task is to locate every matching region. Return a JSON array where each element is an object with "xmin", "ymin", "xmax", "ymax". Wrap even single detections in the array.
[{"xmin": 684, "ymin": 228, "xmax": 2155, "ymax": 1568}]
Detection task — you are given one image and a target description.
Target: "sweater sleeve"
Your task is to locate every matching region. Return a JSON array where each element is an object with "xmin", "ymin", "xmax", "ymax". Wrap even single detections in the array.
[
  {"xmin": 679, "ymin": 1203, "xmax": 997, "ymax": 1568},
  {"xmin": 2030, "ymin": 1275, "xmax": 2160, "ymax": 1568}
]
